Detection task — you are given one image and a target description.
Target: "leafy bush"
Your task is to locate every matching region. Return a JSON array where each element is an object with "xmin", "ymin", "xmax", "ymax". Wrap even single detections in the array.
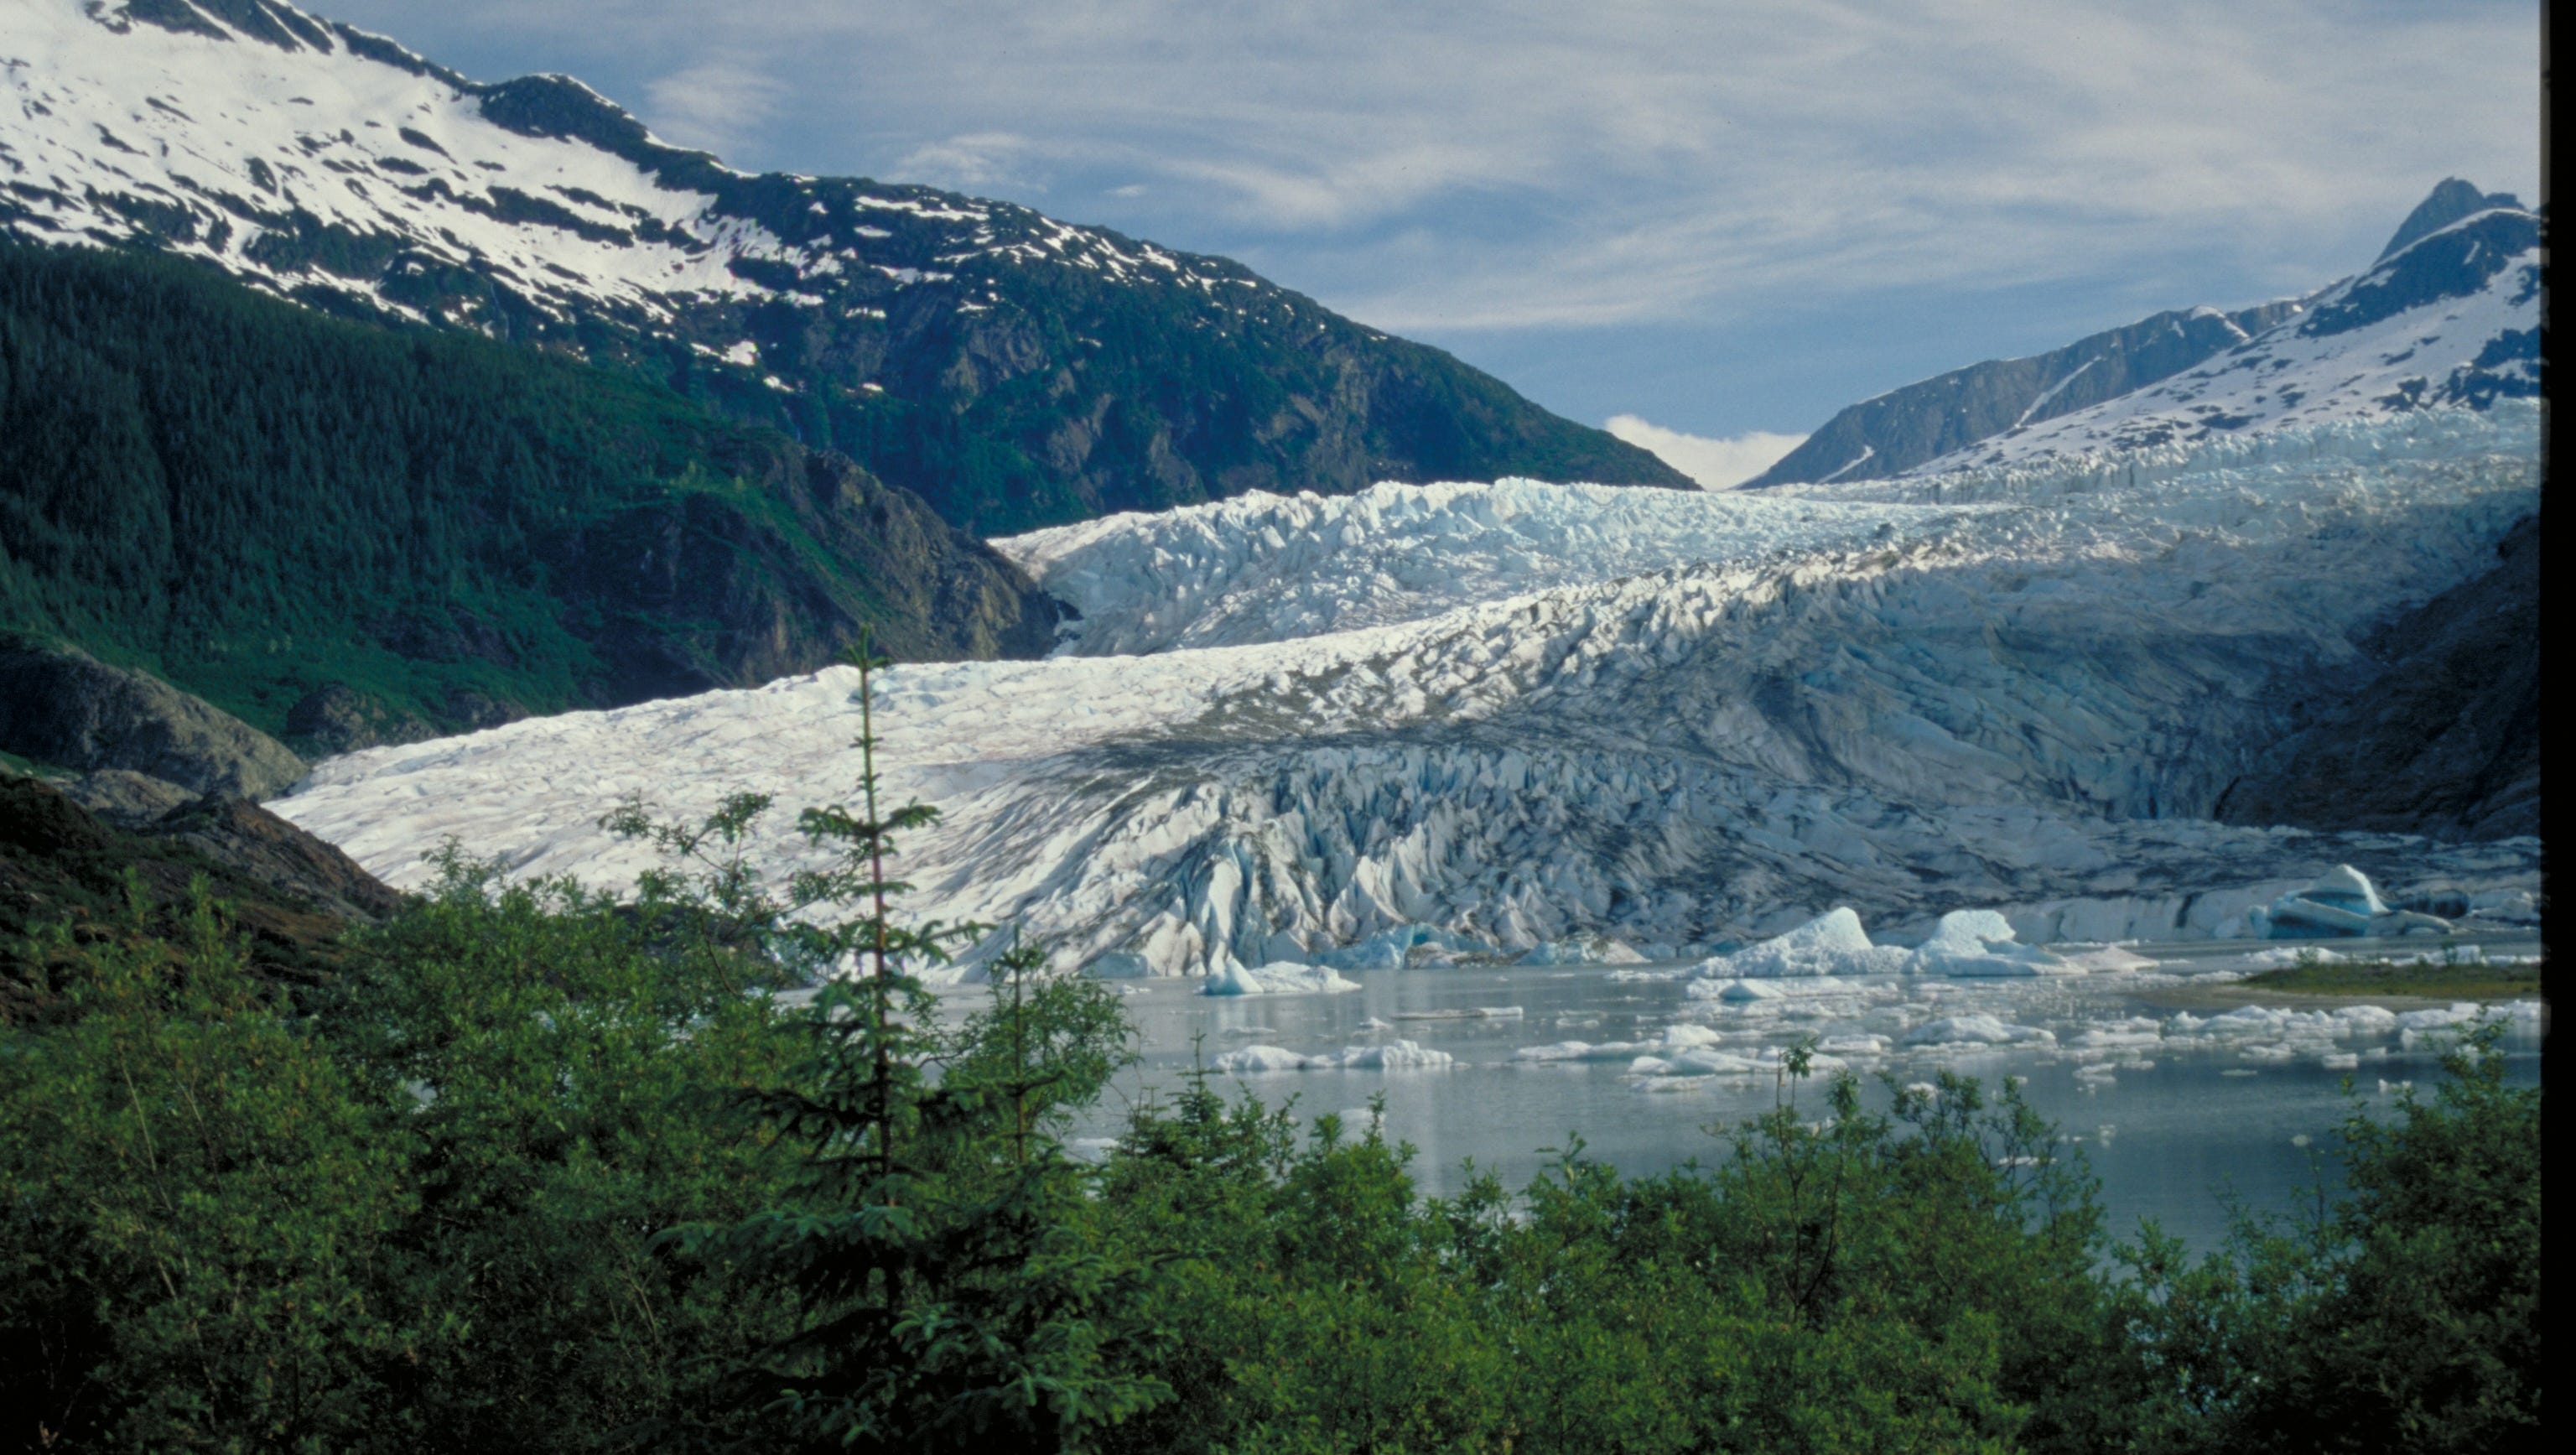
[{"xmin": 0, "ymin": 673, "xmax": 2541, "ymax": 1451}]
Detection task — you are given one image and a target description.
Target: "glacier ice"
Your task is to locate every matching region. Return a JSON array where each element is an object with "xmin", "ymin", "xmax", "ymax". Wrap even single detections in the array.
[{"xmin": 273, "ymin": 405, "xmax": 2542, "ymax": 982}]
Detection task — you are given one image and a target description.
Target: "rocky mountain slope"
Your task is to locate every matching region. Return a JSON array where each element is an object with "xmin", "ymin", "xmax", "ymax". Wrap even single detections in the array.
[
  {"xmin": 2215, "ymin": 513, "xmax": 2538, "ymax": 841},
  {"xmin": 1751, "ymin": 180, "xmax": 2540, "ymax": 486},
  {"xmin": 276, "ymin": 406, "xmax": 2542, "ymax": 979},
  {"xmin": 0, "ymin": 0, "xmax": 1685, "ymax": 535}
]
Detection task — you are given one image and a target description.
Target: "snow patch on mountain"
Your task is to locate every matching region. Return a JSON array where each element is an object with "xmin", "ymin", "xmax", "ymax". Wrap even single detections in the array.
[
  {"xmin": 3, "ymin": 0, "xmax": 787, "ymax": 323},
  {"xmin": 0, "ymin": 0, "xmax": 1251, "ymax": 343},
  {"xmin": 273, "ymin": 404, "xmax": 2541, "ymax": 982}
]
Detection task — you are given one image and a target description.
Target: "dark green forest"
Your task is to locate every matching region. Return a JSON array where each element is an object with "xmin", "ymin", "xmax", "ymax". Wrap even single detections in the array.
[
  {"xmin": 0, "ymin": 242, "xmax": 1051, "ymax": 740},
  {"xmin": 0, "ymin": 655, "xmax": 2542, "ymax": 1453}
]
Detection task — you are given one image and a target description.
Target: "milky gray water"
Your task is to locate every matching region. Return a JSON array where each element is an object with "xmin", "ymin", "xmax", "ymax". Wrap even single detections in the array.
[{"xmin": 1041, "ymin": 934, "xmax": 2543, "ymax": 1252}]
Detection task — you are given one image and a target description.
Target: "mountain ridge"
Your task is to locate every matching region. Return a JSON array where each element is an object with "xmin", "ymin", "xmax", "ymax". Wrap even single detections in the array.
[
  {"xmin": 1749, "ymin": 180, "xmax": 2539, "ymax": 486},
  {"xmin": 2, "ymin": 0, "xmax": 1688, "ymax": 534}
]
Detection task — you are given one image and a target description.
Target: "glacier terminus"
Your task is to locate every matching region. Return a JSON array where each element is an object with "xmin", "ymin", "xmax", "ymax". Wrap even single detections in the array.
[{"xmin": 274, "ymin": 403, "xmax": 2542, "ymax": 982}]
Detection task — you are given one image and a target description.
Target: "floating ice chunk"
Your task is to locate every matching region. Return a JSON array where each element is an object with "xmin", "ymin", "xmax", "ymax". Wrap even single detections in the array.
[
  {"xmin": 1633, "ymin": 1076, "xmax": 1716, "ymax": 1094},
  {"xmin": 2074, "ymin": 1017, "xmax": 2164, "ymax": 1049},
  {"xmin": 1214, "ymin": 1038, "xmax": 1454, "ymax": 1072},
  {"xmin": 1335, "ymin": 1040, "xmax": 1456, "ymax": 1070},
  {"xmin": 1213, "ymin": 1044, "xmax": 1314, "ymax": 1072},
  {"xmin": 1902, "ymin": 1014, "xmax": 2057, "ymax": 1047},
  {"xmin": 2320, "ymin": 1052, "xmax": 2360, "ymax": 1071},
  {"xmin": 1514, "ymin": 1040, "xmax": 1648, "ymax": 1063},
  {"xmin": 1908, "ymin": 909, "xmax": 2088, "ymax": 976},
  {"xmin": 1694, "ymin": 908, "xmax": 1914, "ymax": 978},
  {"xmin": 1659, "ymin": 1023, "xmax": 1729, "ymax": 1050},
  {"xmin": 1202, "ymin": 961, "xmax": 1363, "ymax": 995},
  {"xmin": 1690, "ymin": 979, "xmax": 1787, "ymax": 1002},
  {"xmin": 1690, "ymin": 906, "xmax": 2096, "ymax": 983},
  {"xmin": 2247, "ymin": 946, "xmax": 2342, "ymax": 968},
  {"xmin": 2258, "ymin": 865, "xmax": 2452, "ymax": 938},
  {"xmin": 1817, "ymin": 1034, "xmax": 1890, "ymax": 1057}
]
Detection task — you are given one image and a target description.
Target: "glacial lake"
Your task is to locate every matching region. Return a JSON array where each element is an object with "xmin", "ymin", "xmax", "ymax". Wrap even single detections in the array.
[{"xmin": 1036, "ymin": 933, "xmax": 2544, "ymax": 1252}]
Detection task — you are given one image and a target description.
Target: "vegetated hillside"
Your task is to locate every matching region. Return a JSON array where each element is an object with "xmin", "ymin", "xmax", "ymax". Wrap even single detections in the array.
[
  {"xmin": 2, "ymin": 0, "xmax": 1689, "ymax": 536},
  {"xmin": 1751, "ymin": 179, "xmax": 2537, "ymax": 486},
  {"xmin": 0, "ymin": 241, "xmax": 1058, "ymax": 738},
  {"xmin": 0, "ymin": 770, "xmax": 401, "ymax": 1021}
]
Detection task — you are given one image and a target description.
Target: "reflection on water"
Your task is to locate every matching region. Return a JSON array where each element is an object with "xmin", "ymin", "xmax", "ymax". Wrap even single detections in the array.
[{"xmin": 1035, "ymin": 933, "xmax": 2542, "ymax": 1251}]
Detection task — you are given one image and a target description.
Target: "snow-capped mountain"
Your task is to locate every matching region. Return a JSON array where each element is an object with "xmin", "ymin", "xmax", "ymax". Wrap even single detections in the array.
[
  {"xmin": 0, "ymin": 0, "xmax": 1682, "ymax": 532},
  {"xmin": 1914, "ymin": 206, "xmax": 2540, "ymax": 472},
  {"xmin": 275, "ymin": 403, "xmax": 2542, "ymax": 980},
  {"xmin": 1751, "ymin": 180, "xmax": 2541, "ymax": 486}
]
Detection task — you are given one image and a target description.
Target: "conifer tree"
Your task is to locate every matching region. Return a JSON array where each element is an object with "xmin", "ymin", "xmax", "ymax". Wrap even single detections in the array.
[{"xmin": 675, "ymin": 633, "xmax": 1166, "ymax": 1452}]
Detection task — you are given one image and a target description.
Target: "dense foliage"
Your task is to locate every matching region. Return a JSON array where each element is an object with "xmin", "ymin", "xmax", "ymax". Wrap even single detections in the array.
[
  {"xmin": 0, "ymin": 665, "xmax": 2542, "ymax": 1451},
  {"xmin": 0, "ymin": 242, "xmax": 1045, "ymax": 739}
]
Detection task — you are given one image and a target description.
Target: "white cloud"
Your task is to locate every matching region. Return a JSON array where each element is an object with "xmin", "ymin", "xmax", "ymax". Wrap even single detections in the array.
[
  {"xmin": 312, "ymin": 1, "xmax": 2544, "ymax": 431},
  {"xmin": 639, "ymin": 55, "xmax": 784, "ymax": 159},
  {"xmin": 322, "ymin": 0, "xmax": 2540, "ymax": 333},
  {"xmin": 1605, "ymin": 417, "xmax": 1805, "ymax": 490}
]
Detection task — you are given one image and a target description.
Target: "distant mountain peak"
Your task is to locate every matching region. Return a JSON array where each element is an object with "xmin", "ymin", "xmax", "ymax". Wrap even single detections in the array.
[
  {"xmin": 2379, "ymin": 177, "xmax": 2525, "ymax": 262},
  {"xmin": 1748, "ymin": 181, "xmax": 2540, "ymax": 486}
]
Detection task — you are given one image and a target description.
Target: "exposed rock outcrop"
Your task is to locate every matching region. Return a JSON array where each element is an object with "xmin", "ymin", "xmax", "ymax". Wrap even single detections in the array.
[
  {"xmin": 2216, "ymin": 515, "xmax": 2539, "ymax": 840},
  {"xmin": 285, "ymin": 684, "xmax": 438, "ymax": 756},
  {"xmin": 59, "ymin": 768, "xmax": 196, "ymax": 826},
  {"xmin": 0, "ymin": 635, "xmax": 306, "ymax": 798}
]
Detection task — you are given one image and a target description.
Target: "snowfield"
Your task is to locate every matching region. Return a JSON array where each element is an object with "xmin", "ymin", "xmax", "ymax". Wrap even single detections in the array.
[{"xmin": 273, "ymin": 403, "xmax": 2542, "ymax": 982}]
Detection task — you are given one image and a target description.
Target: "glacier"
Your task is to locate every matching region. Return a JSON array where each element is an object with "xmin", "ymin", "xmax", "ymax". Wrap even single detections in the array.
[{"xmin": 273, "ymin": 403, "xmax": 2542, "ymax": 983}]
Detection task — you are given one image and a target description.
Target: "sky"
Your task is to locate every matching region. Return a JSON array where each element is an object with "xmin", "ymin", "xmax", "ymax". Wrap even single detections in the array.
[{"xmin": 312, "ymin": 0, "xmax": 2542, "ymax": 486}]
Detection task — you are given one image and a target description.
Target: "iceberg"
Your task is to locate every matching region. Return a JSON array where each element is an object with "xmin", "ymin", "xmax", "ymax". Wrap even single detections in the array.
[
  {"xmin": 1213, "ymin": 1039, "xmax": 1456, "ymax": 1072},
  {"xmin": 1688, "ymin": 906, "xmax": 2086, "ymax": 985},
  {"xmin": 1202, "ymin": 961, "xmax": 1362, "ymax": 996},
  {"xmin": 1903, "ymin": 1014, "xmax": 2058, "ymax": 1048},
  {"xmin": 2256, "ymin": 865, "xmax": 2453, "ymax": 939},
  {"xmin": 1907, "ymin": 910, "xmax": 2087, "ymax": 977},
  {"xmin": 1692, "ymin": 908, "xmax": 1912, "ymax": 978}
]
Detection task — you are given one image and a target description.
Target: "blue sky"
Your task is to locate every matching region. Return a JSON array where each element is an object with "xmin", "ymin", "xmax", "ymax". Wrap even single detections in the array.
[{"xmin": 315, "ymin": 1, "xmax": 2541, "ymax": 483}]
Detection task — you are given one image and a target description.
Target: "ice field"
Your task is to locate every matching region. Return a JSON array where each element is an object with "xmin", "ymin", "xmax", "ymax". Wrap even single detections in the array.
[{"xmin": 273, "ymin": 402, "xmax": 2542, "ymax": 983}]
